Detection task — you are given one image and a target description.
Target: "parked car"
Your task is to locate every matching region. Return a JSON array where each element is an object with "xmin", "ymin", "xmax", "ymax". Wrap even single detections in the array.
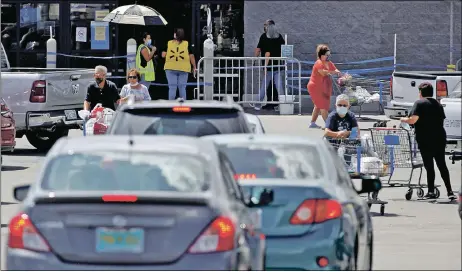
[
  {"xmin": 7, "ymin": 135, "xmax": 271, "ymax": 270},
  {"xmin": 440, "ymin": 83, "xmax": 461, "ymax": 141},
  {"xmin": 1, "ymin": 97, "xmax": 16, "ymax": 155},
  {"xmin": 1, "ymin": 43, "xmax": 94, "ymax": 151},
  {"xmin": 245, "ymin": 113, "xmax": 265, "ymax": 134},
  {"xmin": 107, "ymin": 99, "xmax": 252, "ymax": 136},
  {"xmin": 203, "ymin": 134, "xmax": 381, "ymax": 270}
]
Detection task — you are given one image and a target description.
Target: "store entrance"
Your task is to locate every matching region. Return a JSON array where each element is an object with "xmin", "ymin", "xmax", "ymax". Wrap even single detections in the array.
[{"xmin": 117, "ymin": 0, "xmax": 192, "ymax": 99}]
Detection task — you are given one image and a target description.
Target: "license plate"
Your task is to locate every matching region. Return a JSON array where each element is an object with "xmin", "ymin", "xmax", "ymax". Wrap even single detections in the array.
[
  {"xmin": 96, "ymin": 228, "xmax": 144, "ymax": 253},
  {"xmin": 64, "ymin": 110, "xmax": 77, "ymax": 120}
]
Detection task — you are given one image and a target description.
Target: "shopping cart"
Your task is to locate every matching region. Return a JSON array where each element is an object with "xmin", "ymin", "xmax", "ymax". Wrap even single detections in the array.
[
  {"xmin": 325, "ymin": 137, "xmax": 389, "ymax": 215},
  {"xmin": 80, "ymin": 107, "xmax": 115, "ymax": 136},
  {"xmin": 369, "ymin": 127, "xmax": 441, "ymax": 200},
  {"xmin": 333, "ymin": 74, "xmax": 390, "ymax": 119}
]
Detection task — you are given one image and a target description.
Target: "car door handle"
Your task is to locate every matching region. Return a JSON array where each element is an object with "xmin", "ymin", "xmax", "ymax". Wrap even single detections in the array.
[{"xmin": 70, "ymin": 75, "xmax": 81, "ymax": 81}]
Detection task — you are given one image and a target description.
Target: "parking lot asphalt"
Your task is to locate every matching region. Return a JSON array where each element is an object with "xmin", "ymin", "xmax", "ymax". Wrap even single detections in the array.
[{"xmin": 1, "ymin": 115, "xmax": 461, "ymax": 270}]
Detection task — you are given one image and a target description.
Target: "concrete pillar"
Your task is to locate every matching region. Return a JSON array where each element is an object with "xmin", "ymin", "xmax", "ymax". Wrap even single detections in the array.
[
  {"xmin": 46, "ymin": 37, "xmax": 57, "ymax": 68},
  {"xmin": 126, "ymin": 38, "xmax": 137, "ymax": 71}
]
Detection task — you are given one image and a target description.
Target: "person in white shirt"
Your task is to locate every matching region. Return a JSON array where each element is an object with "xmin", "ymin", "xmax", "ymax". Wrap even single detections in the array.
[{"xmin": 119, "ymin": 68, "xmax": 151, "ymax": 103}]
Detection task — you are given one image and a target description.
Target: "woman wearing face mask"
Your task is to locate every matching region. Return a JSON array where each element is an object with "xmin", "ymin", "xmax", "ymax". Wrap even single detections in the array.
[
  {"xmin": 307, "ymin": 44, "xmax": 341, "ymax": 128},
  {"xmin": 324, "ymin": 94, "xmax": 359, "ymax": 139},
  {"xmin": 119, "ymin": 69, "xmax": 151, "ymax": 103},
  {"xmin": 161, "ymin": 28, "xmax": 197, "ymax": 100},
  {"xmin": 136, "ymin": 32, "xmax": 156, "ymax": 99}
]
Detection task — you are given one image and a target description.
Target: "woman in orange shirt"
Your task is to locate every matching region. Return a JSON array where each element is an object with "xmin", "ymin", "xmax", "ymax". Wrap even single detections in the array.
[{"xmin": 307, "ymin": 44, "xmax": 341, "ymax": 128}]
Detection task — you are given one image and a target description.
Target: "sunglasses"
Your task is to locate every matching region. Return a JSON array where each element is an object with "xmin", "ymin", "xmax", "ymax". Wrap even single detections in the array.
[
  {"xmin": 128, "ymin": 76, "xmax": 138, "ymax": 79},
  {"xmin": 337, "ymin": 104, "xmax": 348, "ymax": 107}
]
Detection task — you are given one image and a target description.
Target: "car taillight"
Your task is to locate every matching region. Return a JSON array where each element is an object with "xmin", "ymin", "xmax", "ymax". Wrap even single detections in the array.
[
  {"xmin": 102, "ymin": 194, "xmax": 138, "ymax": 202},
  {"xmin": 8, "ymin": 212, "xmax": 50, "ymax": 252},
  {"xmin": 188, "ymin": 216, "xmax": 235, "ymax": 253},
  {"xmin": 390, "ymin": 76, "xmax": 393, "ymax": 98},
  {"xmin": 172, "ymin": 106, "xmax": 191, "ymax": 112},
  {"xmin": 30, "ymin": 80, "xmax": 46, "ymax": 103},
  {"xmin": 436, "ymin": 80, "xmax": 448, "ymax": 100},
  {"xmin": 1, "ymin": 99, "xmax": 12, "ymax": 117},
  {"xmin": 290, "ymin": 199, "xmax": 342, "ymax": 224}
]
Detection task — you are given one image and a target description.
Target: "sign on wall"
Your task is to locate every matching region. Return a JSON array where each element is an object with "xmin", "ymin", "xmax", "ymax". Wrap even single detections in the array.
[
  {"xmin": 281, "ymin": 45, "xmax": 293, "ymax": 58},
  {"xmin": 90, "ymin": 21, "xmax": 109, "ymax": 50}
]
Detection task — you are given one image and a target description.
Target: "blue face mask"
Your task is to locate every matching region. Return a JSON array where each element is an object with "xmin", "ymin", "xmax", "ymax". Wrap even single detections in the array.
[
  {"xmin": 145, "ymin": 39, "xmax": 151, "ymax": 46},
  {"xmin": 336, "ymin": 106, "xmax": 348, "ymax": 116},
  {"xmin": 326, "ymin": 55, "xmax": 331, "ymax": 61}
]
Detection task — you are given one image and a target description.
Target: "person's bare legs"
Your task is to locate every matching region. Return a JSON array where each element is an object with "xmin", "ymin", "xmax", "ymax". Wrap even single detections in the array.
[
  {"xmin": 320, "ymin": 109, "xmax": 329, "ymax": 122},
  {"xmin": 309, "ymin": 106, "xmax": 321, "ymax": 128}
]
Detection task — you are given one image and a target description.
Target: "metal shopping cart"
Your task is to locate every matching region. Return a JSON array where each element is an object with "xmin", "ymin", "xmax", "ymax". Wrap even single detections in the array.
[
  {"xmin": 325, "ymin": 137, "xmax": 389, "ymax": 215},
  {"xmin": 80, "ymin": 107, "xmax": 115, "ymax": 136},
  {"xmin": 333, "ymin": 74, "xmax": 390, "ymax": 119},
  {"xmin": 369, "ymin": 127, "xmax": 441, "ymax": 200}
]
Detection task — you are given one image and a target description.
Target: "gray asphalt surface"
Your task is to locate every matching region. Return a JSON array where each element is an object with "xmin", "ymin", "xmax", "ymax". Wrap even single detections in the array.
[{"xmin": 1, "ymin": 115, "xmax": 461, "ymax": 270}]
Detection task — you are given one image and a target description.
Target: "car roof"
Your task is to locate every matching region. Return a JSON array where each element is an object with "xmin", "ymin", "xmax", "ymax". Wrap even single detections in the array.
[
  {"xmin": 50, "ymin": 135, "xmax": 218, "ymax": 159},
  {"xmin": 202, "ymin": 133, "xmax": 323, "ymax": 146},
  {"xmin": 118, "ymin": 99, "xmax": 244, "ymax": 111}
]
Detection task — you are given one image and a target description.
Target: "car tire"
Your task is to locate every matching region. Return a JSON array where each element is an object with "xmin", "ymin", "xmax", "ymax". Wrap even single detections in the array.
[{"xmin": 26, "ymin": 128, "xmax": 68, "ymax": 152}]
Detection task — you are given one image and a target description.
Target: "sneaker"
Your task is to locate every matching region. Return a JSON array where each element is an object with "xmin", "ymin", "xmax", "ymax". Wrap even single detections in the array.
[
  {"xmin": 254, "ymin": 106, "xmax": 261, "ymax": 111},
  {"xmin": 448, "ymin": 193, "xmax": 457, "ymax": 201},
  {"xmin": 309, "ymin": 122, "xmax": 321, "ymax": 129},
  {"xmin": 423, "ymin": 192, "xmax": 437, "ymax": 199}
]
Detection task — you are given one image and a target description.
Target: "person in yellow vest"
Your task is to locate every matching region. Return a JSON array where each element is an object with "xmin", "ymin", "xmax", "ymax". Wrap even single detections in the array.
[
  {"xmin": 162, "ymin": 28, "xmax": 197, "ymax": 100},
  {"xmin": 136, "ymin": 32, "xmax": 156, "ymax": 99}
]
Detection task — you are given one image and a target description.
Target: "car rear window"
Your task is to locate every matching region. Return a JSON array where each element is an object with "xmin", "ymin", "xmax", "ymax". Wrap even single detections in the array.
[
  {"xmin": 41, "ymin": 152, "xmax": 209, "ymax": 192},
  {"xmin": 219, "ymin": 144, "xmax": 324, "ymax": 180},
  {"xmin": 110, "ymin": 108, "xmax": 249, "ymax": 136}
]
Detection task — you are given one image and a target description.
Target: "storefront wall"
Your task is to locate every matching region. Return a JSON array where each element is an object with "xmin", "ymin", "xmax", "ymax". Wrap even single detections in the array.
[{"xmin": 243, "ymin": 0, "xmax": 461, "ymax": 68}]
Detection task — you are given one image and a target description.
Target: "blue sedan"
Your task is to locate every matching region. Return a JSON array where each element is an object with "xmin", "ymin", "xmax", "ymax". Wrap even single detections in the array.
[{"xmin": 203, "ymin": 134, "xmax": 381, "ymax": 271}]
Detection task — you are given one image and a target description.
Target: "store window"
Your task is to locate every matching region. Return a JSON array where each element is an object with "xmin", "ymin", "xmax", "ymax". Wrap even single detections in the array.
[
  {"xmin": 70, "ymin": 3, "xmax": 116, "ymax": 51},
  {"xmin": 18, "ymin": 3, "xmax": 60, "ymax": 67},
  {"xmin": 1, "ymin": 3, "xmax": 17, "ymax": 52},
  {"xmin": 197, "ymin": 3, "xmax": 243, "ymax": 57}
]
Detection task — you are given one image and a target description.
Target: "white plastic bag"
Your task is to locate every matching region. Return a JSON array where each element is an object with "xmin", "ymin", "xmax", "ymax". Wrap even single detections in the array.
[
  {"xmin": 84, "ymin": 118, "xmax": 96, "ymax": 136},
  {"xmin": 78, "ymin": 110, "xmax": 91, "ymax": 120},
  {"xmin": 349, "ymin": 156, "xmax": 385, "ymax": 176}
]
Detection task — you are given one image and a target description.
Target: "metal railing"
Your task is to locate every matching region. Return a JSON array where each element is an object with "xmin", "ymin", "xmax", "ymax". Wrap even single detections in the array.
[{"xmin": 196, "ymin": 57, "xmax": 302, "ymax": 115}]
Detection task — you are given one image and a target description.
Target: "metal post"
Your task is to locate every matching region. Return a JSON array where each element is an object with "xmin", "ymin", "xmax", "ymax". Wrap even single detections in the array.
[
  {"xmin": 203, "ymin": 7, "xmax": 215, "ymax": 100},
  {"xmin": 450, "ymin": 1, "xmax": 454, "ymax": 65},
  {"xmin": 393, "ymin": 33, "xmax": 397, "ymax": 72},
  {"xmin": 126, "ymin": 38, "xmax": 137, "ymax": 71}
]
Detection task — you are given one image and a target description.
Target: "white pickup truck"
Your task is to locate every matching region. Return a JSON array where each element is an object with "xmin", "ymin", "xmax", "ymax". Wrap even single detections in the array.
[
  {"xmin": 0, "ymin": 43, "xmax": 94, "ymax": 151},
  {"xmin": 385, "ymin": 71, "xmax": 462, "ymax": 141}
]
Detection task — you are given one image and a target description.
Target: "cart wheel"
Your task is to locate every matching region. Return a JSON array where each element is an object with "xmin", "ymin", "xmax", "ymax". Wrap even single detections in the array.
[
  {"xmin": 405, "ymin": 189, "xmax": 413, "ymax": 200},
  {"xmin": 380, "ymin": 205, "xmax": 385, "ymax": 216},
  {"xmin": 417, "ymin": 188, "xmax": 425, "ymax": 198},
  {"xmin": 371, "ymin": 191, "xmax": 379, "ymax": 200},
  {"xmin": 434, "ymin": 188, "xmax": 440, "ymax": 199},
  {"xmin": 368, "ymin": 203, "xmax": 372, "ymax": 209}
]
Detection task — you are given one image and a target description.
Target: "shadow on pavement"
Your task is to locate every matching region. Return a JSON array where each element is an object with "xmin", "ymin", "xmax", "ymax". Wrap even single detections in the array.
[
  {"xmin": 9, "ymin": 148, "xmax": 46, "ymax": 157},
  {"xmin": 370, "ymin": 212, "xmax": 415, "ymax": 218},
  {"xmin": 1, "ymin": 165, "xmax": 29, "ymax": 171}
]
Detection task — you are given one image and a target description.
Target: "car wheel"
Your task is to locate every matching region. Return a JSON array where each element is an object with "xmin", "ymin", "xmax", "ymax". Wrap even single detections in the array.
[{"xmin": 26, "ymin": 128, "xmax": 68, "ymax": 152}]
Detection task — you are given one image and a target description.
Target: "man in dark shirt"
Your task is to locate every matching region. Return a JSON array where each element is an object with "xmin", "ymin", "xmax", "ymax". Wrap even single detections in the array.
[
  {"xmin": 254, "ymin": 19, "xmax": 281, "ymax": 110},
  {"xmin": 84, "ymin": 65, "xmax": 120, "ymax": 111},
  {"xmin": 401, "ymin": 82, "xmax": 456, "ymax": 200},
  {"xmin": 324, "ymin": 94, "xmax": 359, "ymax": 138}
]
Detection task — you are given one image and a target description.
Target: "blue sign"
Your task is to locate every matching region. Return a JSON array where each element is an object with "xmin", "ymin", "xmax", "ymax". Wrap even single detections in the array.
[
  {"xmin": 91, "ymin": 21, "xmax": 109, "ymax": 50},
  {"xmin": 20, "ymin": 6, "xmax": 37, "ymax": 27},
  {"xmin": 281, "ymin": 45, "xmax": 293, "ymax": 58}
]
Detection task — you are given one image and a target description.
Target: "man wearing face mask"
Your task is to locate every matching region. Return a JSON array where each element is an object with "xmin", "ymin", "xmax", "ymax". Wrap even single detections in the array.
[
  {"xmin": 136, "ymin": 32, "xmax": 156, "ymax": 99},
  {"xmin": 324, "ymin": 94, "xmax": 359, "ymax": 139},
  {"xmin": 84, "ymin": 65, "xmax": 120, "ymax": 111}
]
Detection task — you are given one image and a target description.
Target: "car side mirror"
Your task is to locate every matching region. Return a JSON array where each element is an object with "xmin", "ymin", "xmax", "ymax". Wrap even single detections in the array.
[
  {"xmin": 356, "ymin": 177, "xmax": 382, "ymax": 194},
  {"xmin": 14, "ymin": 185, "xmax": 30, "ymax": 202},
  {"xmin": 246, "ymin": 188, "xmax": 274, "ymax": 207}
]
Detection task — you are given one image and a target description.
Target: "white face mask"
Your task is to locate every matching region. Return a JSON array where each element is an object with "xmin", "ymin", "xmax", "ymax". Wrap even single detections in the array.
[
  {"xmin": 336, "ymin": 106, "xmax": 348, "ymax": 116},
  {"xmin": 129, "ymin": 82, "xmax": 138, "ymax": 87}
]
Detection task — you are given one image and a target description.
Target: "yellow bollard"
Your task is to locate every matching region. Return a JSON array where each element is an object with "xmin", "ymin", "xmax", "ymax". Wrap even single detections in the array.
[{"xmin": 447, "ymin": 64, "xmax": 455, "ymax": 71}]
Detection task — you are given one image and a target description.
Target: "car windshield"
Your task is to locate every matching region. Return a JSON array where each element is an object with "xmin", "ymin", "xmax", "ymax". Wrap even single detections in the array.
[
  {"xmin": 111, "ymin": 110, "xmax": 249, "ymax": 136},
  {"xmin": 41, "ymin": 151, "xmax": 209, "ymax": 192},
  {"xmin": 219, "ymin": 143, "xmax": 324, "ymax": 179}
]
